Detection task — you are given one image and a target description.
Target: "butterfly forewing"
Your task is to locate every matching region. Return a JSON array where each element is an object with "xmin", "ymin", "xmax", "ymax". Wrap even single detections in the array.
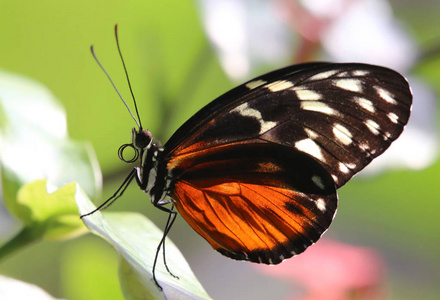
[{"xmin": 165, "ymin": 63, "xmax": 412, "ymax": 187}]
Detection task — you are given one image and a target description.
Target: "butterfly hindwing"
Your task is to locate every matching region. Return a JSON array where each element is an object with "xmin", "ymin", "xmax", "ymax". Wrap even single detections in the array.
[{"xmin": 169, "ymin": 142, "xmax": 337, "ymax": 264}]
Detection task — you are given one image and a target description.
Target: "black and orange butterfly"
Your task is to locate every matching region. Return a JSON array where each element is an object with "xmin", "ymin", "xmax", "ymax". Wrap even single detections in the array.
[{"xmin": 83, "ymin": 26, "xmax": 412, "ymax": 288}]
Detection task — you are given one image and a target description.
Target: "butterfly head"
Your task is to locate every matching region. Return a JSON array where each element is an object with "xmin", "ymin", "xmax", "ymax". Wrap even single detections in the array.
[
  {"xmin": 117, "ymin": 128, "xmax": 153, "ymax": 164},
  {"xmin": 133, "ymin": 127, "xmax": 153, "ymax": 149}
]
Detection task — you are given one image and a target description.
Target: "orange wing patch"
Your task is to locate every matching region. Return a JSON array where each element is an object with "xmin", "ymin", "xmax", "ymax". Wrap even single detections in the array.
[
  {"xmin": 167, "ymin": 141, "xmax": 337, "ymax": 263},
  {"xmin": 171, "ymin": 179, "xmax": 337, "ymax": 264}
]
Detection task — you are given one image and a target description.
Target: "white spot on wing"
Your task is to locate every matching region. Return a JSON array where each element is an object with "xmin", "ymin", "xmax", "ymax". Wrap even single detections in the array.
[
  {"xmin": 339, "ymin": 162, "xmax": 350, "ymax": 174},
  {"xmin": 360, "ymin": 143, "xmax": 370, "ymax": 151},
  {"xmin": 333, "ymin": 79, "xmax": 363, "ymax": 92},
  {"xmin": 295, "ymin": 139, "xmax": 325, "ymax": 162},
  {"xmin": 232, "ymin": 103, "xmax": 277, "ymax": 134},
  {"xmin": 387, "ymin": 112, "xmax": 399, "ymax": 124},
  {"xmin": 294, "ymin": 89, "xmax": 322, "ymax": 101},
  {"xmin": 354, "ymin": 97, "xmax": 375, "ymax": 113},
  {"xmin": 301, "ymin": 101, "xmax": 337, "ymax": 116},
  {"xmin": 265, "ymin": 80, "xmax": 294, "ymax": 92},
  {"xmin": 246, "ymin": 79, "xmax": 267, "ymax": 90},
  {"xmin": 260, "ymin": 121, "xmax": 278, "ymax": 133},
  {"xmin": 345, "ymin": 163, "xmax": 357, "ymax": 170},
  {"xmin": 316, "ymin": 198, "xmax": 326, "ymax": 212},
  {"xmin": 333, "ymin": 123, "xmax": 353, "ymax": 145},
  {"xmin": 352, "ymin": 70, "xmax": 369, "ymax": 76},
  {"xmin": 304, "ymin": 128, "xmax": 319, "ymax": 139},
  {"xmin": 374, "ymin": 86, "xmax": 398, "ymax": 104},
  {"xmin": 365, "ymin": 119, "xmax": 381, "ymax": 135},
  {"xmin": 308, "ymin": 70, "xmax": 338, "ymax": 81}
]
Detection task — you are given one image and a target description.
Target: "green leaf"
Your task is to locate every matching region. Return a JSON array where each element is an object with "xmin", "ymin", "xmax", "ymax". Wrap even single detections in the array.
[
  {"xmin": 76, "ymin": 184, "xmax": 212, "ymax": 300},
  {"xmin": 0, "ymin": 70, "xmax": 101, "ymax": 212},
  {"xmin": 0, "ymin": 180, "xmax": 87, "ymax": 261},
  {"xmin": 17, "ymin": 179, "xmax": 86, "ymax": 240}
]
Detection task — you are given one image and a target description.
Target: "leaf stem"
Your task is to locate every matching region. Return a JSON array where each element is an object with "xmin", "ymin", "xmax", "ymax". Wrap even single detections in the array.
[{"xmin": 0, "ymin": 226, "xmax": 41, "ymax": 262}]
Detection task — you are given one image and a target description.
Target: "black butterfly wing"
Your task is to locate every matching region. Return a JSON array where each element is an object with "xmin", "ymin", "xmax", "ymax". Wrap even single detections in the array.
[
  {"xmin": 162, "ymin": 62, "xmax": 411, "ymax": 263},
  {"xmin": 165, "ymin": 62, "xmax": 412, "ymax": 187},
  {"xmin": 164, "ymin": 62, "xmax": 327, "ymax": 155}
]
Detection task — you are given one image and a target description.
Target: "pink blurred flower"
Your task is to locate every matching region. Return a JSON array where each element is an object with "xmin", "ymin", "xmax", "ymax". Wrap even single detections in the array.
[
  {"xmin": 255, "ymin": 239, "xmax": 386, "ymax": 300},
  {"xmin": 197, "ymin": 0, "xmax": 438, "ymax": 173}
]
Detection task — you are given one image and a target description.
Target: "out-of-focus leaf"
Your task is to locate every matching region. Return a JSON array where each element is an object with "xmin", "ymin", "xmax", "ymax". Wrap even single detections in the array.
[
  {"xmin": 15, "ymin": 180, "xmax": 86, "ymax": 240},
  {"xmin": 0, "ymin": 275, "xmax": 63, "ymax": 300},
  {"xmin": 0, "ymin": 70, "xmax": 101, "ymax": 211},
  {"xmin": 0, "ymin": 180, "xmax": 87, "ymax": 261},
  {"xmin": 76, "ymin": 184, "xmax": 212, "ymax": 300}
]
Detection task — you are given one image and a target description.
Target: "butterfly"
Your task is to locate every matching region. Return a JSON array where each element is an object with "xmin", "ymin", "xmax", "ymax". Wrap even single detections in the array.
[{"xmin": 83, "ymin": 26, "xmax": 412, "ymax": 289}]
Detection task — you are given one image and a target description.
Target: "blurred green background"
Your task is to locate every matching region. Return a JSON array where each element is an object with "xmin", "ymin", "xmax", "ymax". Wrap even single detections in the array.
[{"xmin": 0, "ymin": 0, "xmax": 439, "ymax": 299}]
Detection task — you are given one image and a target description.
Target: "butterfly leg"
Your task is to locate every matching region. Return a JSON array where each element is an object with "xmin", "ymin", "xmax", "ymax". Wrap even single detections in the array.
[
  {"xmin": 80, "ymin": 169, "xmax": 136, "ymax": 218},
  {"xmin": 151, "ymin": 201, "xmax": 179, "ymax": 290},
  {"xmin": 160, "ymin": 205, "xmax": 179, "ymax": 279}
]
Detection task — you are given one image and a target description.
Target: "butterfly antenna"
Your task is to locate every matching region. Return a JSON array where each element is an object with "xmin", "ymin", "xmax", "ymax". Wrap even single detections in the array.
[
  {"xmin": 114, "ymin": 24, "xmax": 143, "ymax": 130},
  {"xmin": 90, "ymin": 45, "xmax": 141, "ymax": 129}
]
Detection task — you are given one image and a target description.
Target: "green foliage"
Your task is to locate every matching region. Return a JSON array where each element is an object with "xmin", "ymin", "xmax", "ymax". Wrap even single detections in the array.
[
  {"xmin": 15, "ymin": 180, "xmax": 85, "ymax": 241},
  {"xmin": 0, "ymin": 70, "xmax": 101, "ymax": 204},
  {"xmin": 0, "ymin": 180, "xmax": 86, "ymax": 264},
  {"xmin": 77, "ymin": 191, "xmax": 211, "ymax": 299},
  {"xmin": 0, "ymin": 70, "xmax": 99, "ymax": 261},
  {"xmin": 0, "ymin": 58, "xmax": 211, "ymax": 299}
]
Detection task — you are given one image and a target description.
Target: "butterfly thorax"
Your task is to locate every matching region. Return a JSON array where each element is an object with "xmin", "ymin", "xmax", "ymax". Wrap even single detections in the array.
[{"xmin": 130, "ymin": 128, "xmax": 168, "ymax": 205}]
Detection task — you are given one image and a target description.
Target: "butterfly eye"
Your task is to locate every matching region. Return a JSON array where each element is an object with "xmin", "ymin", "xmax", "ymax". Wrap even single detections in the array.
[
  {"xmin": 118, "ymin": 143, "xmax": 139, "ymax": 163},
  {"xmin": 134, "ymin": 129, "xmax": 153, "ymax": 148}
]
